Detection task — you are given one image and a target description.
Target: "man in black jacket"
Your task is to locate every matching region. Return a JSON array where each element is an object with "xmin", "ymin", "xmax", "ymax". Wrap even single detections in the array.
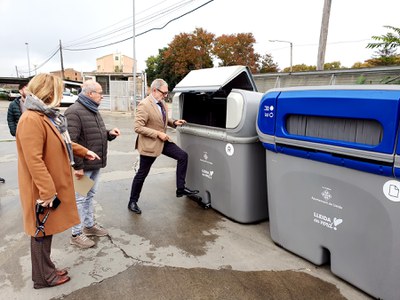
[
  {"xmin": 7, "ymin": 82, "xmax": 28, "ymax": 136},
  {"xmin": 4, "ymin": 82, "xmax": 28, "ymax": 183},
  {"xmin": 65, "ymin": 80, "xmax": 120, "ymax": 249}
]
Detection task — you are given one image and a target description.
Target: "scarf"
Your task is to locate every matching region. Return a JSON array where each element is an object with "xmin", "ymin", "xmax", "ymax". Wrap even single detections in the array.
[
  {"xmin": 77, "ymin": 93, "xmax": 99, "ymax": 113},
  {"xmin": 24, "ymin": 94, "xmax": 75, "ymax": 166}
]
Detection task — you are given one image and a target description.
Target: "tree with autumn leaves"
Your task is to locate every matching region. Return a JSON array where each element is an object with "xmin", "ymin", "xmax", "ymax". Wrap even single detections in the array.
[
  {"xmin": 145, "ymin": 26, "xmax": 400, "ymax": 89},
  {"xmin": 145, "ymin": 27, "xmax": 278, "ymax": 89},
  {"xmin": 213, "ymin": 33, "xmax": 260, "ymax": 72}
]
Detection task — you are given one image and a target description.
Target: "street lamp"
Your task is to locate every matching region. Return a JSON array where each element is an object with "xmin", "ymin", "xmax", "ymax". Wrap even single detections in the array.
[
  {"xmin": 269, "ymin": 39, "xmax": 293, "ymax": 73},
  {"xmin": 25, "ymin": 42, "xmax": 31, "ymax": 77}
]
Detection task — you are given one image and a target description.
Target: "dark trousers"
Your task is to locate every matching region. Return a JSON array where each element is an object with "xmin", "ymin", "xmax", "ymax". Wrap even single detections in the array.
[
  {"xmin": 31, "ymin": 235, "xmax": 58, "ymax": 288},
  {"xmin": 129, "ymin": 141, "xmax": 188, "ymax": 204}
]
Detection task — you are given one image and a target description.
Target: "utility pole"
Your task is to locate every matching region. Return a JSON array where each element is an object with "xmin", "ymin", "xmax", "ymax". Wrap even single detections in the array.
[
  {"xmin": 25, "ymin": 42, "xmax": 31, "ymax": 77},
  {"xmin": 59, "ymin": 39, "xmax": 65, "ymax": 80},
  {"xmin": 15, "ymin": 66, "xmax": 19, "ymax": 77},
  {"xmin": 317, "ymin": 0, "xmax": 332, "ymax": 70},
  {"xmin": 132, "ymin": 0, "xmax": 137, "ymax": 112}
]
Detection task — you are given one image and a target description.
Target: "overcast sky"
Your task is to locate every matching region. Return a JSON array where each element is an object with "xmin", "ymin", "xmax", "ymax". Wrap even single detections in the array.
[{"xmin": 0, "ymin": 0, "xmax": 399, "ymax": 78}]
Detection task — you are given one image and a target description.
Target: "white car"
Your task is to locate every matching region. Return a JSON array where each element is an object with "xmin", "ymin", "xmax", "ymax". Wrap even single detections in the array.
[
  {"xmin": 61, "ymin": 91, "xmax": 78, "ymax": 106},
  {"xmin": 8, "ymin": 89, "xmax": 21, "ymax": 101}
]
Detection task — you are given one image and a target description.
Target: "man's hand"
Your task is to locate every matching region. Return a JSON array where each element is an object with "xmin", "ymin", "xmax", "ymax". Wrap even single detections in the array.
[
  {"xmin": 74, "ymin": 169, "xmax": 85, "ymax": 180},
  {"xmin": 85, "ymin": 150, "xmax": 100, "ymax": 160},
  {"xmin": 174, "ymin": 119, "xmax": 187, "ymax": 126},
  {"xmin": 110, "ymin": 128, "xmax": 121, "ymax": 137},
  {"xmin": 158, "ymin": 131, "xmax": 170, "ymax": 141}
]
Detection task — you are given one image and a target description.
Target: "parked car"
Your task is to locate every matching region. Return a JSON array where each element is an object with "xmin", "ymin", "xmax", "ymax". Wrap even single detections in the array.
[
  {"xmin": 60, "ymin": 91, "xmax": 78, "ymax": 106},
  {"xmin": 8, "ymin": 89, "xmax": 21, "ymax": 101},
  {"xmin": 0, "ymin": 88, "xmax": 9, "ymax": 100}
]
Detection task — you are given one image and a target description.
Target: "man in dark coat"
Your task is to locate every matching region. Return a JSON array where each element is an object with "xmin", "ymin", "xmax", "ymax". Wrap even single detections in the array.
[
  {"xmin": 65, "ymin": 80, "xmax": 120, "ymax": 249},
  {"xmin": 4, "ymin": 82, "xmax": 28, "ymax": 183},
  {"xmin": 7, "ymin": 82, "xmax": 28, "ymax": 136}
]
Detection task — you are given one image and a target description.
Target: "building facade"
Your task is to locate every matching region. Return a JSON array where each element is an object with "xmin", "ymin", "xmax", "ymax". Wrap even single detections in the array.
[
  {"xmin": 50, "ymin": 68, "xmax": 82, "ymax": 82},
  {"xmin": 96, "ymin": 53, "xmax": 134, "ymax": 73}
]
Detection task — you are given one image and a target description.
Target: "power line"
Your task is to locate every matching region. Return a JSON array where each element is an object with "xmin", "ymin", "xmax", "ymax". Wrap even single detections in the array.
[
  {"xmin": 136, "ymin": 0, "xmax": 197, "ymax": 28},
  {"xmin": 18, "ymin": 48, "xmax": 60, "ymax": 75},
  {"xmin": 137, "ymin": 0, "xmax": 214, "ymax": 37},
  {"xmin": 19, "ymin": 0, "xmax": 214, "ymax": 73},
  {"xmin": 63, "ymin": 16, "xmax": 133, "ymax": 48},
  {"xmin": 64, "ymin": 0, "xmax": 214, "ymax": 51},
  {"xmin": 63, "ymin": 0, "xmax": 196, "ymax": 49}
]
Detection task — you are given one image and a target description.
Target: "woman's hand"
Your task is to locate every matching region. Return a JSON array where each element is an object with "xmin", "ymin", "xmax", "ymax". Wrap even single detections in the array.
[
  {"xmin": 85, "ymin": 150, "xmax": 100, "ymax": 160},
  {"xmin": 36, "ymin": 196, "xmax": 55, "ymax": 207}
]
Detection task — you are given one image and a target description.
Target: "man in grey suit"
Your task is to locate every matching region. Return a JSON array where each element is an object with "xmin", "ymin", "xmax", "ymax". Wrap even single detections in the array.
[{"xmin": 128, "ymin": 78, "xmax": 198, "ymax": 214}]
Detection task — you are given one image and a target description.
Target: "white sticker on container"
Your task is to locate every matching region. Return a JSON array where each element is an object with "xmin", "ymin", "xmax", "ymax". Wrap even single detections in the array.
[
  {"xmin": 225, "ymin": 143, "xmax": 234, "ymax": 156},
  {"xmin": 383, "ymin": 180, "xmax": 400, "ymax": 202}
]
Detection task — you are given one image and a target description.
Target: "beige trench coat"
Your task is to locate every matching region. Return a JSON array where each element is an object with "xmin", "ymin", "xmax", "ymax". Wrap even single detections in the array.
[
  {"xmin": 16, "ymin": 110, "xmax": 88, "ymax": 237},
  {"xmin": 134, "ymin": 96, "xmax": 176, "ymax": 157}
]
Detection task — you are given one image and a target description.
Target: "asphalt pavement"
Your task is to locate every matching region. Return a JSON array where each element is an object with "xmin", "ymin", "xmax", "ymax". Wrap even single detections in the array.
[{"xmin": 0, "ymin": 100, "xmax": 373, "ymax": 300}]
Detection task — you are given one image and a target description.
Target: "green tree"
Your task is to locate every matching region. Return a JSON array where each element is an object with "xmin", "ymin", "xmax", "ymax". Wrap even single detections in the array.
[
  {"xmin": 365, "ymin": 48, "xmax": 400, "ymax": 66},
  {"xmin": 366, "ymin": 26, "xmax": 400, "ymax": 66},
  {"xmin": 283, "ymin": 64, "xmax": 316, "ymax": 72},
  {"xmin": 323, "ymin": 61, "xmax": 344, "ymax": 70},
  {"xmin": 259, "ymin": 53, "xmax": 279, "ymax": 73},
  {"xmin": 367, "ymin": 26, "xmax": 400, "ymax": 51},
  {"xmin": 351, "ymin": 61, "xmax": 373, "ymax": 69},
  {"xmin": 145, "ymin": 48, "xmax": 171, "ymax": 86},
  {"xmin": 213, "ymin": 33, "xmax": 260, "ymax": 73}
]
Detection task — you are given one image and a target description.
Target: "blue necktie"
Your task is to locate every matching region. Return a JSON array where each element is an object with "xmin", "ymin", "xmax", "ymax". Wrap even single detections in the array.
[{"xmin": 157, "ymin": 101, "xmax": 166, "ymax": 124}]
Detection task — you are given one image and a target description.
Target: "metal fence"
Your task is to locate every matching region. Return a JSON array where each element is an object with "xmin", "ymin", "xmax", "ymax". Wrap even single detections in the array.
[
  {"xmin": 253, "ymin": 66, "xmax": 400, "ymax": 93},
  {"xmin": 99, "ymin": 80, "xmax": 144, "ymax": 111},
  {"xmin": 98, "ymin": 67, "xmax": 400, "ymax": 110}
]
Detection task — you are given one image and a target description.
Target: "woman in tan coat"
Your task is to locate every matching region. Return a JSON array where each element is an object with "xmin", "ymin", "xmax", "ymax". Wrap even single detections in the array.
[{"xmin": 16, "ymin": 73, "xmax": 99, "ymax": 289}]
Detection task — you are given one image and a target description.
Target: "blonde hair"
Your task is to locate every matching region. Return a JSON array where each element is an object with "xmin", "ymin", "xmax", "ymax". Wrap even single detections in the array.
[{"xmin": 27, "ymin": 73, "xmax": 64, "ymax": 107}]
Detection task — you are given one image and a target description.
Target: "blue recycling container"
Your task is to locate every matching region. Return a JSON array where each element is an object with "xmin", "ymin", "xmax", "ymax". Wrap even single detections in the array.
[{"xmin": 256, "ymin": 85, "xmax": 400, "ymax": 300}]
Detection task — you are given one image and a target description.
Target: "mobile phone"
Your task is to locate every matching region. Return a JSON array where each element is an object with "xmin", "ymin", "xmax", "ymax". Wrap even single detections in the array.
[
  {"xmin": 35, "ymin": 196, "xmax": 61, "ymax": 214},
  {"xmin": 52, "ymin": 196, "xmax": 61, "ymax": 209}
]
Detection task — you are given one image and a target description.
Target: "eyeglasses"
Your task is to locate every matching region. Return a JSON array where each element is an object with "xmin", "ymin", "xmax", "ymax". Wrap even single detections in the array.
[
  {"xmin": 92, "ymin": 90, "xmax": 103, "ymax": 95},
  {"xmin": 157, "ymin": 89, "xmax": 169, "ymax": 96}
]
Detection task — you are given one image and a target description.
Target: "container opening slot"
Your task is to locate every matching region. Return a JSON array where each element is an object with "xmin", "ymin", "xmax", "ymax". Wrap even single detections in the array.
[
  {"xmin": 286, "ymin": 115, "xmax": 383, "ymax": 146},
  {"xmin": 182, "ymin": 93, "xmax": 227, "ymax": 128},
  {"xmin": 222, "ymin": 71, "xmax": 256, "ymax": 92}
]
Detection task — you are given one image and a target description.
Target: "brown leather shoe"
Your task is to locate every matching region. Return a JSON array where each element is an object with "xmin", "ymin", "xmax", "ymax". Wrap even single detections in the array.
[
  {"xmin": 33, "ymin": 275, "xmax": 70, "ymax": 289},
  {"xmin": 56, "ymin": 269, "xmax": 68, "ymax": 276},
  {"xmin": 51, "ymin": 275, "xmax": 70, "ymax": 287}
]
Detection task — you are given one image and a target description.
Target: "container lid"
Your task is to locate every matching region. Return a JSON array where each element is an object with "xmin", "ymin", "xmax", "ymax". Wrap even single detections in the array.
[{"xmin": 173, "ymin": 65, "xmax": 257, "ymax": 93}]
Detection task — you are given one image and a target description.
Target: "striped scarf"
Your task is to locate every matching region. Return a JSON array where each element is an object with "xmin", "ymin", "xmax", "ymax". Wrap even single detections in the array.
[{"xmin": 24, "ymin": 94, "xmax": 75, "ymax": 166}]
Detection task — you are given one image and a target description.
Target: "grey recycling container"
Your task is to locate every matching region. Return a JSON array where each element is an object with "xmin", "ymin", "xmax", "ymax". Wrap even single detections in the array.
[
  {"xmin": 172, "ymin": 66, "xmax": 268, "ymax": 223},
  {"xmin": 256, "ymin": 85, "xmax": 400, "ymax": 300}
]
